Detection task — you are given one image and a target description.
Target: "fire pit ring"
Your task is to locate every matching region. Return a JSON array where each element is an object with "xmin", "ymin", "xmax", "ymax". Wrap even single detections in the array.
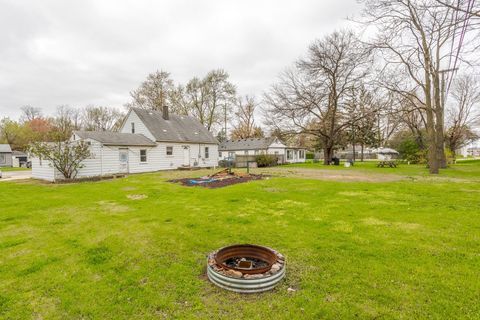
[{"xmin": 207, "ymin": 244, "xmax": 286, "ymax": 293}]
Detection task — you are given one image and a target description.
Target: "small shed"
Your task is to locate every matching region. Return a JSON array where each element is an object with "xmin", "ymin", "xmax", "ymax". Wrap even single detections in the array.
[
  {"xmin": 0, "ymin": 144, "xmax": 13, "ymax": 167},
  {"xmin": 12, "ymin": 151, "xmax": 29, "ymax": 167}
]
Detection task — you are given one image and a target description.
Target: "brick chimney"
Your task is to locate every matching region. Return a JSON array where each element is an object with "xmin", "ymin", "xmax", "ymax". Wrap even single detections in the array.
[{"xmin": 162, "ymin": 105, "xmax": 169, "ymax": 120}]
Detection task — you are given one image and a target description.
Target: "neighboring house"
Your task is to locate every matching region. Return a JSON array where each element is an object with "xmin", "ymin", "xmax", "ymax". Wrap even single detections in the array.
[
  {"xmin": 219, "ymin": 137, "xmax": 306, "ymax": 164},
  {"xmin": 32, "ymin": 107, "xmax": 219, "ymax": 181},
  {"xmin": 0, "ymin": 144, "xmax": 13, "ymax": 167},
  {"xmin": 467, "ymin": 147, "xmax": 480, "ymax": 157},
  {"xmin": 12, "ymin": 151, "xmax": 29, "ymax": 167}
]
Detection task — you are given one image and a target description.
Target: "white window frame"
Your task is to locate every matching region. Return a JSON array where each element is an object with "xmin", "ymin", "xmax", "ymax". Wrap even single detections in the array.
[
  {"xmin": 205, "ymin": 147, "xmax": 209, "ymax": 159},
  {"xmin": 166, "ymin": 146, "xmax": 173, "ymax": 156},
  {"xmin": 287, "ymin": 150, "xmax": 293, "ymax": 160},
  {"xmin": 131, "ymin": 122, "xmax": 135, "ymax": 134}
]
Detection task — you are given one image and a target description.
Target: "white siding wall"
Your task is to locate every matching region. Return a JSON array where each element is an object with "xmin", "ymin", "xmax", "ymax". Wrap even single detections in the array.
[
  {"xmin": 119, "ymin": 110, "xmax": 156, "ymax": 141},
  {"xmin": 33, "ymin": 141, "xmax": 219, "ymax": 181},
  {"xmin": 31, "ymin": 157, "xmax": 58, "ymax": 181}
]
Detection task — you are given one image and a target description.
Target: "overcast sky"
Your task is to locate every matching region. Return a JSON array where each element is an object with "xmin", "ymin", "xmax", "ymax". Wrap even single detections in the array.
[{"xmin": 0, "ymin": 0, "xmax": 361, "ymax": 119}]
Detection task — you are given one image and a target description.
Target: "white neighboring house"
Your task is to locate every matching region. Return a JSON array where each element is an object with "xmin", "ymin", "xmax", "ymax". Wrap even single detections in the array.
[
  {"xmin": 219, "ymin": 137, "xmax": 306, "ymax": 163},
  {"xmin": 32, "ymin": 106, "xmax": 219, "ymax": 181}
]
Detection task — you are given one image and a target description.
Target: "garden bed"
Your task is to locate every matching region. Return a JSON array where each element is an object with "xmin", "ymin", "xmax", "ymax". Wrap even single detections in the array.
[{"xmin": 169, "ymin": 169, "xmax": 267, "ymax": 188}]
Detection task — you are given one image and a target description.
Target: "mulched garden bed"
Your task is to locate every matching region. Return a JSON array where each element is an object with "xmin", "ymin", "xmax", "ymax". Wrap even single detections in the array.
[{"xmin": 169, "ymin": 171, "xmax": 267, "ymax": 189}]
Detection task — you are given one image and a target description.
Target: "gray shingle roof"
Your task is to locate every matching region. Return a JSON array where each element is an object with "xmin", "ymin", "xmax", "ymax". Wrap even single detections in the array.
[
  {"xmin": 74, "ymin": 131, "xmax": 156, "ymax": 147},
  {"xmin": 219, "ymin": 137, "xmax": 280, "ymax": 151},
  {"xmin": 132, "ymin": 108, "xmax": 218, "ymax": 144},
  {"xmin": 0, "ymin": 144, "xmax": 12, "ymax": 153},
  {"xmin": 12, "ymin": 150, "xmax": 27, "ymax": 156}
]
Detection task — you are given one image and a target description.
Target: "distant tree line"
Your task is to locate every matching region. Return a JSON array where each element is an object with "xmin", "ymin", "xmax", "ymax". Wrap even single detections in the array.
[{"xmin": 0, "ymin": 105, "xmax": 124, "ymax": 150}]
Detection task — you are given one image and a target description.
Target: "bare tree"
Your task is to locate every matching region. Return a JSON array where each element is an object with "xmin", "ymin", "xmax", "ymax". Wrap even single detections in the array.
[
  {"xmin": 362, "ymin": 0, "xmax": 478, "ymax": 172},
  {"xmin": 51, "ymin": 105, "xmax": 82, "ymax": 140},
  {"xmin": 184, "ymin": 77, "xmax": 211, "ymax": 126},
  {"xmin": 82, "ymin": 106, "xmax": 124, "ymax": 132},
  {"xmin": 128, "ymin": 70, "xmax": 174, "ymax": 111},
  {"xmin": 20, "ymin": 106, "xmax": 42, "ymax": 123},
  {"xmin": 202, "ymin": 69, "xmax": 236, "ymax": 131},
  {"xmin": 434, "ymin": 0, "xmax": 480, "ymax": 18},
  {"xmin": 346, "ymin": 86, "xmax": 381, "ymax": 161},
  {"xmin": 231, "ymin": 95, "xmax": 264, "ymax": 139},
  {"xmin": 265, "ymin": 30, "xmax": 371, "ymax": 164},
  {"xmin": 445, "ymin": 74, "xmax": 480, "ymax": 159}
]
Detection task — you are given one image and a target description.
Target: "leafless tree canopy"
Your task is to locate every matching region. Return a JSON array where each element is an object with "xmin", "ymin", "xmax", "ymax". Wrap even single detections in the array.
[
  {"xmin": 445, "ymin": 74, "xmax": 480, "ymax": 157},
  {"xmin": 231, "ymin": 95, "xmax": 264, "ymax": 140},
  {"xmin": 264, "ymin": 30, "xmax": 372, "ymax": 163},
  {"xmin": 361, "ymin": 0, "xmax": 479, "ymax": 172}
]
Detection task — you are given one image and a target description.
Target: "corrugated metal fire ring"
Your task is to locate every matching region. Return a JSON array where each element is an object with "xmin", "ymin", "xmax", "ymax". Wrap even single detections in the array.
[{"xmin": 207, "ymin": 244, "xmax": 286, "ymax": 293}]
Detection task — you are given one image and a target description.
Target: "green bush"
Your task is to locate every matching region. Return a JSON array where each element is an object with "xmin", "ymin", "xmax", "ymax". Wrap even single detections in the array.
[
  {"xmin": 397, "ymin": 138, "xmax": 426, "ymax": 164},
  {"xmin": 255, "ymin": 154, "xmax": 278, "ymax": 167},
  {"xmin": 306, "ymin": 152, "xmax": 314, "ymax": 160}
]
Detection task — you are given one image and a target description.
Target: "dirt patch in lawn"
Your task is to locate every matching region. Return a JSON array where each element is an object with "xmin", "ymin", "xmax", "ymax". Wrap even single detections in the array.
[
  {"xmin": 126, "ymin": 194, "xmax": 148, "ymax": 200},
  {"xmin": 258, "ymin": 168, "xmax": 404, "ymax": 183},
  {"xmin": 169, "ymin": 169, "xmax": 268, "ymax": 189}
]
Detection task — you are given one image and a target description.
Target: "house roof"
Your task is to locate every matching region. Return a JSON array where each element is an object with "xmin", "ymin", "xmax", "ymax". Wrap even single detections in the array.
[
  {"xmin": 74, "ymin": 131, "xmax": 156, "ymax": 147},
  {"xmin": 219, "ymin": 137, "xmax": 281, "ymax": 151},
  {"xmin": 131, "ymin": 108, "xmax": 218, "ymax": 144},
  {"xmin": 0, "ymin": 144, "xmax": 12, "ymax": 153},
  {"xmin": 12, "ymin": 150, "xmax": 27, "ymax": 156}
]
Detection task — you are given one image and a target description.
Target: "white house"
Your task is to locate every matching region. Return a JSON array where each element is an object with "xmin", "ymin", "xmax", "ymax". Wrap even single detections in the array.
[
  {"xmin": 219, "ymin": 137, "xmax": 306, "ymax": 164},
  {"xmin": 32, "ymin": 107, "xmax": 219, "ymax": 181}
]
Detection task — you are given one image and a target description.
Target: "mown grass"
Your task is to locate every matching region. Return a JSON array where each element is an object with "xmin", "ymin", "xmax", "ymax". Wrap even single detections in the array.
[
  {"xmin": 286, "ymin": 159, "xmax": 480, "ymax": 180},
  {"xmin": 0, "ymin": 163, "xmax": 479, "ymax": 319}
]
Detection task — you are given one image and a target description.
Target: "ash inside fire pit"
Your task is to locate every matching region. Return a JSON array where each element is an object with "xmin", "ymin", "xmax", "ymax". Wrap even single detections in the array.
[
  {"xmin": 224, "ymin": 257, "xmax": 269, "ymax": 270},
  {"xmin": 207, "ymin": 244, "xmax": 286, "ymax": 293}
]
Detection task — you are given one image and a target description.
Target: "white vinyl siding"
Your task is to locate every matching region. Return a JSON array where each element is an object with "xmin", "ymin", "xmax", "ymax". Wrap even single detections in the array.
[{"xmin": 119, "ymin": 110, "xmax": 156, "ymax": 141}]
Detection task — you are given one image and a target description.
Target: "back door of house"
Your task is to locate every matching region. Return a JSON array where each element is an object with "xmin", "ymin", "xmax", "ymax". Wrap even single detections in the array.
[
  {"xmin": 119, "ymin": 148, "xmax": 129, "ymax": 173},
  {"xmin": 183, "ymin": 146, "xmax": 190, "ymax": 166}
]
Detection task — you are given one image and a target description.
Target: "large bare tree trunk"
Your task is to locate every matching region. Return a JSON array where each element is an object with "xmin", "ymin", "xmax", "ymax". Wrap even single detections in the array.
[
  {"xmin": 426, "ymin": 109, "xmax": 439, "ymax": 174},
  {"xmin": 323, "ymin": 147, "xmax": 334, "ymax": 165}
]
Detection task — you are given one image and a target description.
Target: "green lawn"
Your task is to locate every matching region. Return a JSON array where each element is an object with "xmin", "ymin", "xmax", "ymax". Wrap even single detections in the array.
[{"xmin": 1, "ymin": 163, "xmax": 479, "ymax": 319}]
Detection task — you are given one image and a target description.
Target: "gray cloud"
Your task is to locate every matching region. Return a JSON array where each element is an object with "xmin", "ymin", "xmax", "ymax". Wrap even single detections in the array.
[{"xmin": 0, "ymin": 0, "xmax": 361, "ymax": 119}]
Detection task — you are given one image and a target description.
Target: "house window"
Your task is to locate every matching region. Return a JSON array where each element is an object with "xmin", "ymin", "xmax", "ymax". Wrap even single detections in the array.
[
  {"xmin": 287, "ymin": 150, "xmax": 293, "ymax": 160},
  {"xmin": 244, "ymin": 150, "xmax": 248, "ymax": 155},
  {"xmin": 140, "ymin": 149, "xmax": 147, "ymax": 162},
  {"xmin": 219, "ymin": 151, "xmax": 222, "ymax": 158},
  {"xmin": 254, "ymin": 150, "xmax": 258, "ymax": 155},
  {"xmin": 299, "ymin": 150, "xmax": 305, "ymax": 158},
  {"xmin": 0, "ymin": 154, "xmax": 5, "ymax": 164},
  {"xmin": 131, "ymin": 122, "xmax": 135, "ymax": 134},
  {"xmin": 205, "ymin": 147, "xmax": 209, "ymax": 159},
  {"xmin": 166, "ymin": 146, "xmax": 173, "ymax": 155}
]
